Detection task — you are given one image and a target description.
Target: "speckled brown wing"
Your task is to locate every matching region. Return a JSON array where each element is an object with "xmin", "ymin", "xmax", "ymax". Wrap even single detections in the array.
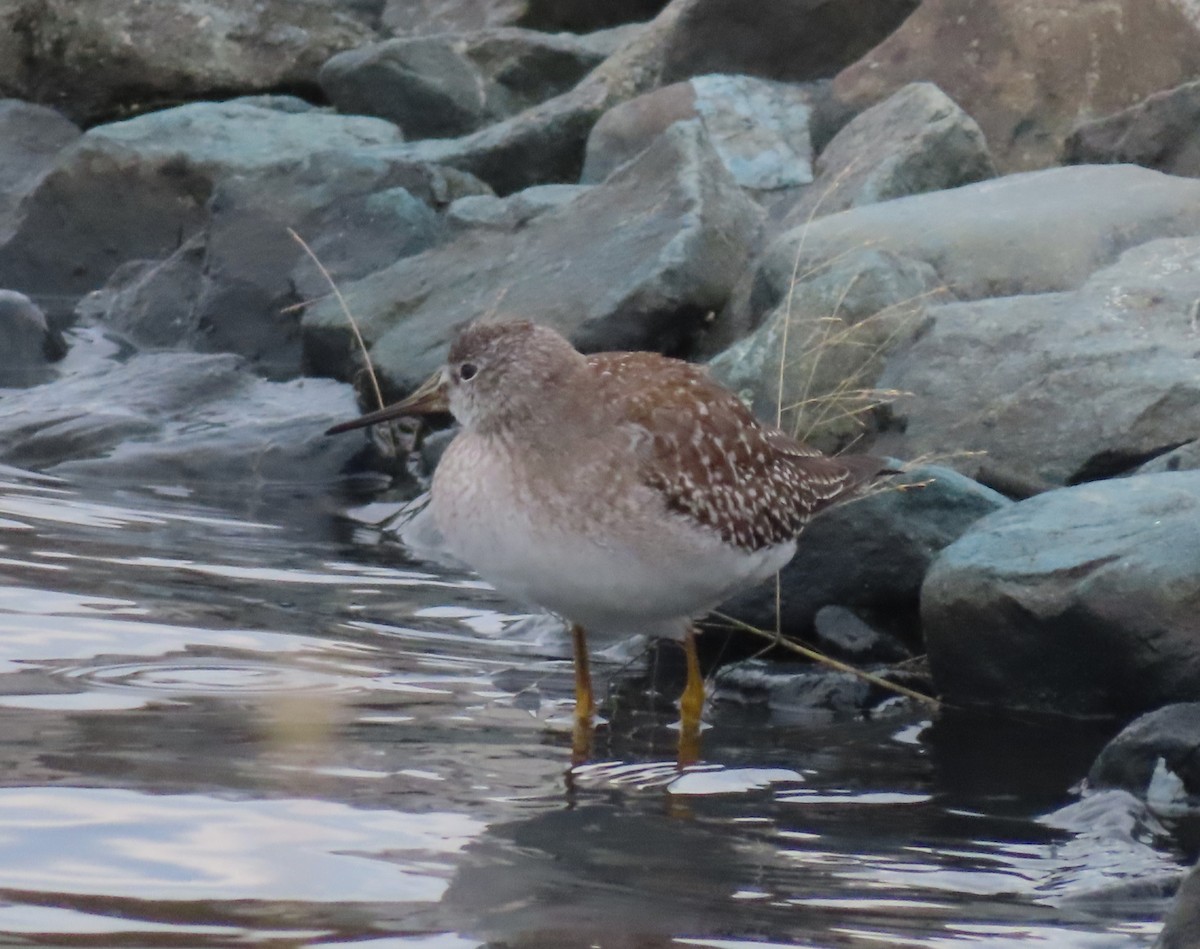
[{"xmin": 588, "ymin": 351, "xmax": 883, "ymax": 552}]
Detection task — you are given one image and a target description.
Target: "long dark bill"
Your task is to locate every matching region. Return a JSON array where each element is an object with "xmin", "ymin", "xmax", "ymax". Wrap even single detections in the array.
[{"xmin": 325, "ymin": 370, "xmax": 449, "ymax": 435}]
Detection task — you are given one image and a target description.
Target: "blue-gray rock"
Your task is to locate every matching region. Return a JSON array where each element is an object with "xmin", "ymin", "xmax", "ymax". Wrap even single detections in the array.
[
  {"xmin": 1157, "ymin": 863, "xmax": 1200, "ymax": 949},
  {"xmin": 581, "ymin": 74, "xmax": 815, "ymax": 191},
  {"xmin": 0, "ymin": 290, "xmax": 66, "ymax": 388},
  {"xmin": 0, "ymin": 100, "xmax": 79, "ymax": 232},
  {"xmin": 447, "ymin": 184, "xmax": 592, "ymax": 231},
  {"xmin": 751, "ymin": 165, "xmax": 1200, "ymax": 326},
  {"xmin": 320, "ymin": 28, "xmax": 610, "ymax": 139},
  {"xmin": 0, "ymin": 101, "xmax": 406, "ymax": 319},
  {"xmin": 716, "ymin": 466, "xmax": 1009, "ymax": 641},
  {"xmin": 782, "ymin": 81, "xmax": 996, "ymax": 224},
  {"xmin": 875, "ymin": 236, "xmax": 1200, "ymax": 486},
  {"xmin": 303, "ymin": 120, "xmax": 762, "ymax": 396},
  {"xmin": 922, "ymin": 472, "xmax": 1200, "ymax": 717},
  {"xmin": 1089, "ymin": 704, "xmax": 1200, "ymax": 799}
]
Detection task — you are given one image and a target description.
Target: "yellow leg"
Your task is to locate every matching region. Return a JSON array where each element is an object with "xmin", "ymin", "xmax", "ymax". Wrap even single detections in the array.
[
  {"xmin": 678, "ymin": 626, "xmax": 704, "ymax": 767},
  {"xmin": 571, "ymin": 623, "xmax": 595, "ymax": 764}
]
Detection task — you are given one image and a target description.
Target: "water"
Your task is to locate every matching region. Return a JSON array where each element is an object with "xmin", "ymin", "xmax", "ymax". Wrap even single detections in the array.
[{"xmin": 0, "ymin": 465, "xmax": 1183, "ymax": 947}]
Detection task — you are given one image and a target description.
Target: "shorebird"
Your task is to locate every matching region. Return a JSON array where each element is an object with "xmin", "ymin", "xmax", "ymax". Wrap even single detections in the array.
[{"xmin": 329, "ymin": 320, "xmax": 885, "ymax": 761}]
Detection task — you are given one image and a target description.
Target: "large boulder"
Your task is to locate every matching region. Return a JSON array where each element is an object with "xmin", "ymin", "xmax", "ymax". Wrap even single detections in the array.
[
  {"xmin": 0, "ymin": 100, "xmax": 79, "ymax": 234},
  {"xmin": 833, "ymin": 0, "xmax": 1200, "ymax": 173},
  {"xmin": 783, "ymin": 82, "xmax": 996, "ymax": 223},
  {"xmin": 922, "ymin": 472, "xmax": 1200, "ymax": 718},
  {"xmin": 874, "ymin": 237, "xmax": 1200, "ymax": 487},
  {"xmin": 750, "ymin": 165, "xmax": 1200, "ymax": 326},
  {"xmin": 1089, "ymin": 704, "xmax": 1200, "ymax": 799},
  {"xmin": 381, "ymin": 0, "xmax": 666, "ymax": 34},
  {"xmin": 0, "ymin": 0, "xmax": 377, "ymax": 125},
  {"xmin": 320, "ymin": 29, "xmax": 610, "ymax": 139},
  {"xmin": 1158, "ymin": 863, "xmax": 1200, "ymax": 949},
  {"xmin": 1064, "ymin": 79, "xmax": 1200, "ymax": 179},
  {"xmin": 0, "ymin": 100, "xmax": 410, "ymax": 321},
  {"xmin": 581, "ymin": 74, "xmax": 816, "ymax": 193},
  {"xmin": 302, "ymin": 120, "xmax": 762, "ymax": 396}
]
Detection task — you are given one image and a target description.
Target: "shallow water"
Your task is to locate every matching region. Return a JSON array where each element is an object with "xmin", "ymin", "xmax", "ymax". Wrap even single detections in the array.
[{"xmin": 0, "ymin": 465, "xmax": 1183, "ymax": 947}]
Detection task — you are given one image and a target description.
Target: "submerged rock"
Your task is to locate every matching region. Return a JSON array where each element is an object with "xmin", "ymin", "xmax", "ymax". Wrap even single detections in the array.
[
  {"xmin": 0, "ymin": 290, "xmax": 66, "ymax": 388},
  {"xmin": 923, "ymin": 472, "xmax": 1200, "ymax": 718},
  {"xmin": 1089, "ymin": 704, "xmax": 1200, "ymax": 803}
]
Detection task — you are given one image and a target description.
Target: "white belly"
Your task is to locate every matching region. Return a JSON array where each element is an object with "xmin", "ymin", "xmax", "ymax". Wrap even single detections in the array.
[{"xmin": 431, "ymin": 434, "xmax": 794, "ymax": 641}]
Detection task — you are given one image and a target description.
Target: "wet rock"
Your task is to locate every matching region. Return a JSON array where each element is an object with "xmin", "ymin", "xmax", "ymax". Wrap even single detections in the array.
[
  {"xmin": 581, "ymin": 74, "xmax": 815, "ymax": 192},
  {"xmin": 0, "ymin": 291, "xmax": 66, "ymax": 388},
  {"xmin": 320, "ymin": 29, "xmax": 609, "ymax": 139},
  {"xmin": 922, "ymin": 472, "xmax": 1200, "ymax": 718},
  {"xmin": 832, "ymin": 0, "xmax": 1200, "ymax": 173},
  {"xmin": 784, "ymin": 82, "xmax": 996, "ymax": 223},
  {"xmin": 874, "ymin": 237, "xmax": 1200, "ymax": 487},
  {"xmin": 447, "ymin": 184, "xmax": 591, "ymax": 231},
  {"xmin": 1064, "ymin": 79, "xmax": 1200, "ymax": 179},
  {"xmin": 1090, "ymin": 704, "xmax": 1200, "ymax": 800},
  {"xmin": 751, "ymin": 166, "xmax": 1200, "ymax": 327},
  {"xmin": 709, "ymin": 246, "xmax": 942, "ymax": 450},
  {"xmin": 0, "ymin": 347, "xmax": 368, "ymax": 484},
  {"xmin": 813, "ymin": 606, "xmax": 910, "ymax": 664},
  {"xmin": 2, "ymin": 0, "xmax": 376, "ymax": 125},
  {"xmin": 0, "ymin": 99, "xmax": 464, "ymax": 324},
  {"xmin": 1158, "ymin": 863, "xmax": 1200, "ymax": 949},
  {"xmin": 716, "ymin": 466, "xmax": 1009, "ymax": 643},
  {"xmin": 712, "ymin": 659, "xmax": 873, "ymax": 722},
  {"xmin": 0, "ymin": 100, "xmax": 79, "ymax": 233},
  {"xmin": 303, "ymin": 120, "xmax": 761, "ymax": 396}
]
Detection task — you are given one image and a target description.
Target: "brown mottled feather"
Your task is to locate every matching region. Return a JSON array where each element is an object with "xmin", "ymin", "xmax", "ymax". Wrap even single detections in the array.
[{"xmin": 587, "ymin": 351, "xmax": 883, "ymax": 552}]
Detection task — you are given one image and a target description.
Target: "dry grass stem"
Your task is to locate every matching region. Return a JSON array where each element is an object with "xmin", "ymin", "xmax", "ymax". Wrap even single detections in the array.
[{"xmin": 711, "ymin": 611, "xmax": 941, "ymax": 710}]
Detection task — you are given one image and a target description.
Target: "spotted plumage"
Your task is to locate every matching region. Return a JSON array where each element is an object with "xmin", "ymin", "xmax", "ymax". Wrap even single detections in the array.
[{"xmin": 590, "ymin": 350, "xmax": 879, "ymax": 552}]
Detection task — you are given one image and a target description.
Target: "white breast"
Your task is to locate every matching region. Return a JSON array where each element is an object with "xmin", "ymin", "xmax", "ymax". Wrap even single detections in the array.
[{"xmin": 430, "ymin": 432, "xmax": 795, "ymax": 642}]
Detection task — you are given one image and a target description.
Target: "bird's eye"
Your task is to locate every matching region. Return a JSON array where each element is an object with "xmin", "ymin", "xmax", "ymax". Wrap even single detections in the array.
[{"xmin": 459, "ymin": 362, "xmax": 478, "ymax": 382}]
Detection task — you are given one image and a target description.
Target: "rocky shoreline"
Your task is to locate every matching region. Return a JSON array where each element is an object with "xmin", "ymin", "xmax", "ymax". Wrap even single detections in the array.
[{"xmin": 1, "ymin": 0, "xmax": 1198, "ymax": 938}]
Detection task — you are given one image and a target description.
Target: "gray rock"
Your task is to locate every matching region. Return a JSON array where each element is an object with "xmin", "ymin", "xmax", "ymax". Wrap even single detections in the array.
[
  {"xmin": 0, "ymin": 100, "xmax": 79, "ymax": 235},
  {"xmin": 709, "ymin": 247, "xmax": 942, "ymax": 452},
  {"xmin": 1140, "ymin": 442, "xmax": 1200, "ymax": 475},
  {"xmin": 0, "ymin": 291, "xmax": 65, "ymax": 388},
  {"xmin": 784, "ymin": 82, "xmax": 996, "ymax": 223},
  {"xmin": 581, "ymin": 74, "xmax": 815, "ymax": 191},
  {"xmin": 716, "ymin": 465, "xmax": 1009, "ymax": 641},
  {"xmin": 832, "ymin": 0, "xmax": 1200, "ymax": 174},
  {"xmin": 303, "ymin": 120, "xmax": 762, "ymax": 395},
  {"xmin": 1065, "ymin": 79, "xmax": 1200, "ymax": 179},
  {"xmin": 656, "ymin": 0, "xmax": 918, "ymax": 86},
  {"xmin": 874, "ymin": 237, "xmax": 1200, "ymax": 487},
  {"xmin": 0, "ymin": 100, "xmax": 438, "ymax": 322},
  {"xmin": 381, "ymin": 0, "xmax": 664, "ymax": 35},
  {"xmin": 0, "ymin": 348, "xmax": 367, "ymax": 484},
  {"xmin": 320, "ymin": 28, "xmax": 609, "ymax": 139},
  {"xmin": 1158, "ymin": 863, "xmax": 1200, "ymax": 949},
  {"xmin": 447, "ymin": 183, "xmax": 592, "ymax": 231},
  {"xmin": 812, "ymin": 605, "xmax": 910, "ymax": 663},
  {"xmin": 3, "ymin": 0, "xmax": 375, "ymax": 125},
  {"xmin": 750, "ymin": 165, "xmax": 1200, "ymax": 326},
  {"xmin": 1090, "ymin": 704, "xmax": 1200, "ymax": 798},
  {"xmin": 922, "ymin": 472, "xmax": 1200, "ymax": 717}
]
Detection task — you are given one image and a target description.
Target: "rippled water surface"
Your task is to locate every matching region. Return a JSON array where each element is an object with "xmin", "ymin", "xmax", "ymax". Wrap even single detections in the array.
[{"xmin": 0, "ymin": 466, "xmax": 1182, "ymax": 947}]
